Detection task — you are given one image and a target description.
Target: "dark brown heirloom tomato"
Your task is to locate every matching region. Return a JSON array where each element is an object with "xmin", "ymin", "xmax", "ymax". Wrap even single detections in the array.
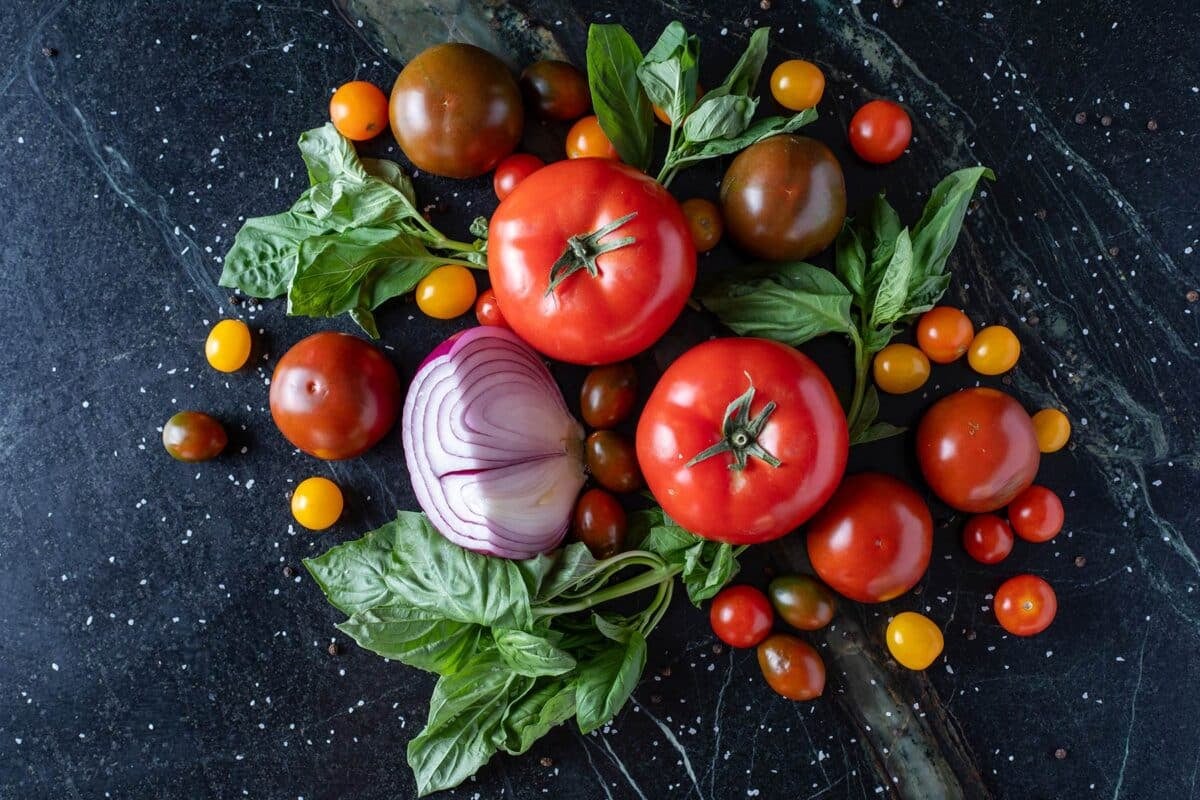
[
  {"xmin": 768, "ymin": 575, "xmax": 836, "ymax": 631},
  {"xmin": 720, "ymin": 135, "xmax": 846, "ymax": 261},
  {"xmin": 270, "ymin": 332, "xmax": 401, "ymax": 460},
  {"xmin": 757, "ymin": 634, "xmax": 825, "ymax": 700},
  {"xmin": 573, "ymin": 488, "xmax": 627, "ymax": 558},
  {"xmin": 580, "ymin": 363, "xmax": 638, "ymax": 429},
  {"xmin": 389, "ymin": 43, "xmax": 523, "ymax": 178},
  {"xmin": 162, "ymin": 411, "xmax": 227, "ymax": 462},
  {"xmin": 585, "ymin": 431, "xmax": 643, "ymax": 493},
  {"xmin": 519, "ymin": 60, "xmax": 590, "ymax": 121}
]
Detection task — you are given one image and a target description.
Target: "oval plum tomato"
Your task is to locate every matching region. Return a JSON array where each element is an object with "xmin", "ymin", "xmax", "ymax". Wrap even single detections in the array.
[
  {"xmin": 162, "ymin": 411, "xmax": 227, "ymax": 462},
  {"xmin": 848, "ymin": 99, "xmax": 912, "ymax": 164},
  {"xmin": 873, "ymin": 343, "xmax": 930, "ymax": 395},
  {"xmin": 489, "ymin": 159, "xmax": 696, "ymax": 365},
  {"xmin": 389, "ymin": 43, "xmax": 523, "ymax": 178},
  {"xmin": 205, "ymin": 319, "xmax": 252, "ymax": 373},
  {"xmin": 580, "ymin": 363, "xmax": 638, "ymax": 429},
  {"xmin": 994, "ymin": 574, "xmax": 1057, "ymax": 636},
  {"xmin": 916, "ymin": 306, "xmax": 974, "ymax": 364},
  {"xmin": 757, "ymin": 634, "xmax": 825, "ymax": 700},
  {"xmin": 768, "ymin": 575, "xmax": 836, "ymax": 631},
  {"xmin": 572, "ymin": 488, "xmax": 626, "ymax": 559},
  {"xmin": 770, "ymin": 59, "xmax": 825, "ymax": 110},
  {"xmin": 493, "ymin": 153, "xmax": 544, "ymax": 201},
  {"xmin": 585, "ymin": 431, "xmax": 643, "ymax": 493},
  {"xmin": 270, "ymin": 332, "xmax": 401, "ymax": 460},
  {"xmin": 519, "ymin": 60, "xmax": 590, "ymax": 121},
  {"xmin": 291, "ymin": 476, "xmax": 344, "ymax": 531},
  {"xmin": 416, "ymin": 265, "xmax": 477, "ymax": 320},
  {"xmin": 968, "ymin": 325, "xmax": 1021, "ymax": 375},
  {"xmin": 806, "ymin": 473, "xmax": 933, "ymax": 603},
  {"xmin": 329, "ymin": 81, "xmax": 390, "ymax": 141},
  {"xmin": 566, "ymin": 115, "xmax": 619, "ymax": 160},
  {"xmin": 710, "ymin": 585, "xmax": 774, "ymax": 648},
  {"xmin": 637, "ymin": 338, "xmax": 848, "ymax": 544},
  {"xmin": 886, "ymin": 612, "xmax": 944, "ymax": 670},
  {"xmin": 916, "ymin": 388, "xmax": 1040, "ymax": 513},
  {"xmin": 1007, "ymin": 485, "xmax": 1064, "ymax": 543},
  {"xmin": 474, "ymin": 288, "xmax": 507, "ymax": 328},
  {"xmin": 1031, "ymin": 408, "xmax": 1071, "ymax": 453},
  {"xmin": 680, "ymin": 198, "xmax": 723, "ymax": 253},
  {"xmin": 962, "ymin": 514, "xmax": 1015, "ymax": 564}
]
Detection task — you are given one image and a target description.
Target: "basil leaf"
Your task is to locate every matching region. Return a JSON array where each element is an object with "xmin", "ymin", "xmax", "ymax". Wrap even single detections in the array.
[
  {"xmin": 592, "ymin": 612, "xmax": 636, "ymax": 644},
  {"xmin": 849, "ymin": 384, "xmax": 881, "ymax": 443},
  {"xmin": 298, "ymin": 123, "xmax": 365, "ymax": 185},
  {"xmin": 834, "ymin": 222, "xmax": 867, "ymax": 307},
  {"xmin": 700, "ymin": 261, "xmax": 854, "ymax": 346},
  {"xmin": 668, "ymin": 108, "xmax": 817, "ymax": 168},
  {"xmin": 574, "ymin": 630, "xmax": 647, "ymax": 734},
  {"xmin": 586, "ymin": 24, "xmax": 654, "ymax": 171},
  {"xmin": 498, "ymin": 678, "xmax": 576, "ymax": 756},
  {"xmin": 869, "ymin": 228, "xmax": 915, "ymax": 327},
  {"xmin": 909, "ymin": 166, "xmax": 994, "ymax": 292},
  {"xmin": 904, "ymin": 272, "xmax": 952, "ymax": 316},
  {"xmin": 680, "ymin": 540, "xmax": 737, "ymax": 605},
  {"xmin": 715, "ymin": 27, "xmax": 769, "ymax": 97},
  {"xmin": 361, "ymin": 157, "xmax": 415, "ymax": 203},
  {"xmin": 495, "ymin": 629, "xmax": 576, "ymax": 677},
  {"xmin": 218, "ymin": 209, "xmax": 327, "ymax": 298},
  {"xmin": 681, "ymin": 94, "xmax": 757, "ymax": 143},
  {"xmin": 853, "ymin": 420, "xmax": 907, "ymax": 445},
  {"xmin": 336, "ymin": 604, "xmax": 485, "ymax": 674},
  {"xmin": 857, "ymin": 194, "xmax": 903, "ymax": 307},
  {"xmin": 636, "ymin": 22, "xmax": 700, "ymax": 126},
  {"xmin": 527, "ymin": 543, "xmax": 602, "ymax": 602}
]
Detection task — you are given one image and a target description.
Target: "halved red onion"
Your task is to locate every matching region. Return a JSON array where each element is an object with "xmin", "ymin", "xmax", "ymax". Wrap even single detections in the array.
[{"xmin": 402, "ymin": 327, "xmax": 586, "ymax": 559}]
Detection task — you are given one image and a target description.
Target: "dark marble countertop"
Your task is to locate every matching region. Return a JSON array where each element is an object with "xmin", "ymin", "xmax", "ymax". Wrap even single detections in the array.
[{"xmin": 2, "ymin": 1, "xmax": 1198, "ymax": 799}]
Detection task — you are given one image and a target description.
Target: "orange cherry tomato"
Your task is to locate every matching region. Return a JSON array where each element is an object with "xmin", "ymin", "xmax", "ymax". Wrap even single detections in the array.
[
  {"xmin": 994, "ymin": 574, "xmax": 1057, "ymax": 636},
  {"xmin": 329, "ymin": 81, "xmax": 390, "ymax": 141},
  {"xmin": 1032, "ymin": 408, "xmax": 1071, "ymax": 453},
  {"xmin": 968, "ymin": 326, "xmax": 1021, "ymax": 375},
  {"xmin": 873, "ymin": 343, "xmax": 931, "ymax": 394},
  {"xmin": 916, "ymin": 307, "xmax": 975, "ymax": 364},
  {"xmin": 770, "ymin": 60, "xmax": 825, "ymax": 110},
  {"xmin": 566, "ymin": 115, "xmax": 619, "ymax": 160},
  {"xmin": 680, "ymin": 198, "xmax": 723, "ymax": 252}
]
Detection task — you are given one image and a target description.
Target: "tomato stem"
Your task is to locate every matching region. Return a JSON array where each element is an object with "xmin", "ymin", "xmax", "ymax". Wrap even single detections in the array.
[
  {"xmin": 685, "ymin": 379, "xmax": 781, "ymax": 471},
  {"xmin": 544, "ymin": 212, "xmax": 639, "ymax": 294},
  {"xmin": 534, "ymin": 561, "xmax": 679, "ymax": 619},
  {"xmin": 845, "ymin": 327, "xmax": 873, "ymax": 435}
]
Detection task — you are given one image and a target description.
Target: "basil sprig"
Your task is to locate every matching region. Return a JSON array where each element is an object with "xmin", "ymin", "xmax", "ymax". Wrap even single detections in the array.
[
  {"xmin": 586, "ymin": 22, "xmax": 817, "ymax": 186},
  {"xmin": 304, "ymin": 510, "xmax": 738, "ymax": 796},
  {"xmin": 700, "ymin": 166, "xmax": 995, "ymax": 443},
  {"xmin": 219, "ymin": 124, "xmax": 486, "ymax": 338}
]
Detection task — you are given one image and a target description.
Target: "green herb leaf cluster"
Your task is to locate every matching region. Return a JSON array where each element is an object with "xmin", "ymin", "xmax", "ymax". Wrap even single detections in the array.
[
  {"xmin": 586, "ymin": 23, "xmax": 818, "ymax": 186},
  {"xmin": 219, "ymin": 124, "xmax": 486, "ymax": 338},
  {"xmin": 304, "ymin": 511, "xmax": 739, "ymax": 796},
  {"xmin": 699, "ymin": 166, "xmax": 994, "ymax": 443}
]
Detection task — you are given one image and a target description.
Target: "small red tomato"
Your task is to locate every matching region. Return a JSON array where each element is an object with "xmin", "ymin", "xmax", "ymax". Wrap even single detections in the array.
[
  {"xmin": 162, "ymin": 411, "xmax": 227, "ymax": 462},
  {"xmin": 962, "ymin": 514, "xmax": 1015, "ymax": 564},
  {"xmin": 757, "ymin": 634, "xmax": 825, "ymax": 700},
  {"xmin": 916, "ymin": 307, "xmax": 975, "ymax": 364},
  {"xmin": 768, "ymin": 575, "xmax": 836, "ymax": 631},
  {"xmin": 493, "ymin": 153, "xmax": 545, "ymax": 201},
  {"xmin": 848, "ymin": 99, "xmax": 912, "ymax": 164},
  {"xmin": 710, "ymin": 585, "xmax": 774, "ymax": 648},
  {"xmin": 474, "ymin": 288, "xmax": 508, "ymax": 328},
  {"xmin": 994, "ymin": 574, "xmax": 1057, "ymax": 636},
  {"xmin": 1007, "ymin": 486, "xmax": 1065, "ymax": 543},
  {"xmin": 572, "ymin": 488, "xmax": 627, "ymax": 559},
  {"xmin": 580, "ymin": 363, "xmax": 638, "ymax": 429}
]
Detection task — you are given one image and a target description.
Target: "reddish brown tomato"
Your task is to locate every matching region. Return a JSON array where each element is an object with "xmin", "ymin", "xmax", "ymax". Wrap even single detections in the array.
[
  {"xmin": 162, "ymin": 411, "xmax": 227, "ymax": 462},
  {"xmin": 709, "ymin": 585, "xmax": 774, "ymax": 648},
  {"xmin": 994, "ymin": 574, "xmax": 1057, "ymax": 636},
  {"xmin": 848, "ymin": 99, "xmax": 912, "ymax": 164},
  {"xmin": 389, "ymin": 43, "xmax": 523, "ymax": 178},
  {"xmin": 585, "ymin": 431, "xmax": 643, "ymax": 493},
  {"xmin": 680, "ymin": 198, "xmax": 723, "ymax": 252},
  {"xmin": 757, "ymin": 634, "xmax": 825, "ymax": 700},
  {"xmin": 493, "ymin": 154, "xmax": 544, "ymax": 201},
  {"xmin": 720, "ymin": 135, "xmax": 846, "ymax": 261},
  {"xmin": 519, "ymin": 60, "xmax": 590, "ymax": 121},
  {"xmin": 962, "ymin": 514, "xmax": 1015, "ymax": 564},
  {"xmin": 474, "ymin": 288, "xmax": 508, "ymax": 328},
  {"xmin": 572, "ymin": 488, "xmax": 626, "ymax": 559},
  {"xmin": 580, "ymin": 363, "xmax": 638, "ymax": 429},
  {"xmin": 806, "ymin": 473, "xmax": 933, "ymax": 603},
  {"xmin": 269, "ymin": 332, "xmax": 401, "ymax": 460},
  {"xmin": 916, "ymin": 388, "xmax": 1040, "ymax": 513},
  {"xmin": 636, "ymin": 338, "xmax": 848, "ymax": 544},
  {"xmin": 768, "ymin": 575, "xmax": 836, "ymax": 631},
  {"xmin": 1007, "ymin": 485, "xmax": 1065, "ymax": 543},
  {"xmin": 489, "ymin": 159, "xmax": 696, "ymax": 365}
]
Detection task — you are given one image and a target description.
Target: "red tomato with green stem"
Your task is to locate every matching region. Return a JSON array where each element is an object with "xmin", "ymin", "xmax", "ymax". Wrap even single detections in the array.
[
  {"xmin": 709, "ymin": 585, "xmax": 774, "ymax": 648},
  {"xmin": 489, "ymin": 159, "xmax": 696, "ymax": 365},
  {"xmin": 636, "ymin": 338, "xmax": 848, "ymax": 544}
]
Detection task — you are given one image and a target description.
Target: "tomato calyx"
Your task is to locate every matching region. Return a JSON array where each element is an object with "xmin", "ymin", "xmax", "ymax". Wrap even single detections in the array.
[
  {"xmin": 686, "ymin": 380, "xmax": 781, "ymax": 471},
  {"xmin": 545, "ymin": 211, "xmax": 639, "ymax": 294}
]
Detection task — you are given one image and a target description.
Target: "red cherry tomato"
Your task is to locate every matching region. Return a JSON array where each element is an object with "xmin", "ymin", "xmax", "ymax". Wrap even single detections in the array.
[
  {"xmin": 493, "ymin": 153, "xmax": 545, "ymax": 201},
  {"xmin": 474, "ymin": 288, "xmax": 508, "ymax": 328},
  {"xmin": 806, "ymin": 473, "xmax": 933, "ymax": 603},
  {"xmin": 1007, "ymin": 485, "xmax": 1064, "ymax": 543},
  {"xmin": 848, "ymin": 99, "xmax": 912, "ymax": 164},
  {"xmin": 710, "ymin": 585, "xmax": 774, "ymax": 648},
  {"xmin": 269, "ymin": 332, "xmax": 401, "ymax": 460},
  {"xmin": 916, "ymin": 307, "xmax": 975, "ymax": 364},
  {"xmin": 572, "ymin": 488, "xmax": 627, "ymax": 559},
  {"xmin": 994, "ymin": 574, "xmax": 1057, "ymax": 636},
  {"xmin": 580, "ymin": 363, "xmax": 638, "ymax": 429},
  {"xmin": 962, "ymin": 514, "xmax": 1015, "ymax": 564},
  {"xmin": 916, "ymin": 388, "xmax": 1040, "ymax": 513}
]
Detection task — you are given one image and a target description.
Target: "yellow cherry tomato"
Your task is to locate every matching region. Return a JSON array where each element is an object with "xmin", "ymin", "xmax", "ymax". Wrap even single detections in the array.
[
  {"xmin": 968, "ymin": 325, "xmax": 1021, "ymax": 375},
  {"xmin": 205, "ymin": 319, "xmax": 252, "ymax": 372},
  {"xmin": 1032, "ymin": 408, "xmax": 1071, "ymax": 453},
  {"xmin": 416, "ymin": 265, "xmax": 477, "ymax": 320},
  {"xmin": 873, "ymin": 343, "xmax": 930, "ymax": 394},
  {"xmin": 886, "ymin": 611, "xmax": 944, "ymax": 670},
  {"xmin": 770, "ymin": 59, "xmax": 825, "ymax": 110},
  {"xmin": 291, "ymin": 477, "xmax": 344, "ymax": 531}
]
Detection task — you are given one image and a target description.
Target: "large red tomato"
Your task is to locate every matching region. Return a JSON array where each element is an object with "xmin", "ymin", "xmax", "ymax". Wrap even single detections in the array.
[
  {"xmin": 916, "ymin": 388, "xmax": 1040, "ymax": 512},
  {"xmin": 488, "ymin": 158, "xmax": 696, "ymax": 365},
  {"xmin": 806, "ymin": 473, "xmax": 933, "ymax": 603},
  {"xmin": 636, "ymin": 338, "xmax": 848, "ymax": 544},
  {"xmin": 270, "ymin": 332, "xmax": 401, "ymax": 460}
]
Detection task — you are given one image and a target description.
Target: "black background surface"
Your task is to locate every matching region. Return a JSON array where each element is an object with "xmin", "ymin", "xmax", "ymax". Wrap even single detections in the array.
[{"xmin": 2, "ymin": 1, "xmax": 1198, "ymax": 798}]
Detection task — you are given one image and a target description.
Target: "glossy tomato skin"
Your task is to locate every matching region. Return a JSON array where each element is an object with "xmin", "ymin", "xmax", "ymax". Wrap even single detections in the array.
[
  {"xmin": 917, "ymin": 388, "xmax": 1040, "ymax": 513},
  {"xmin": 162, "ymin": 411, "xmax": 227, "ymax": 462},
  {"xmin": 566, "ymin": 116, "xmax": 619, "ymax": 160},
  {"xmin": 580, "ymin": 363, "xmax": 638, "ymax": 429},
  {"xmin": 389, "ymin": 43, "xmax": 523, "ymax": 178},
  {"xmin": 962, "ymin": 514, "xmax": 1015, "ymax": 564},
  {"xmin": 493, "ymin": 154, "xmax": 544, "ymax": 201},
  {"xmin": 519, "ymin": 60, "xmax": 590, "ymax": 121},
  {"xmin": 489, "ymin": 159, "xmax": 696, "ymax": 365},
  {"xmin": 637, "ymin": 338, "xmax": 848, "ymax": 544},
  {"xmin": 474, "ymin": 288, "xmax": 508, "ymax": 328},
  {"xmin": 1007, "ymin": 485, "xmax": 1064, "ymax": 542},
  {"xmin": 720, "ymin": 135, "xmax": 846, "ymax": 261},
  {"xmin": 806, "ymin": 473, "xmax": 933, "ymax": 603},
  {"xmin": 269, "ymin": 332, "xmax": 401, "ymax": 460},
  {"xmin": 848, "ymin": 100, "xmax": 912, "ymax": 164},
  {"xmin": 768, "ymin": 575, "xmax": 836, "ymax": 631},
  {"xmin": 994, "ymin": 574, "xmax": 1057, "ymax": 636},
  {"xmin": 585, "ymin": 431, "xmax": 643, "ymax": 493},
  {"xmin": 573, "ymin": 488, "xmax": 627, "ymax": 558},
  {"xmin": 757, "ymin": 634, "xmax": 825, "ymax": 700},
  {"xmin": 329, "ymin": 81, "xmax": 389, "ymax": 141},
  {"xmin": 709, "ymin": 585, "xmax": 774, "ymax": 648}
]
